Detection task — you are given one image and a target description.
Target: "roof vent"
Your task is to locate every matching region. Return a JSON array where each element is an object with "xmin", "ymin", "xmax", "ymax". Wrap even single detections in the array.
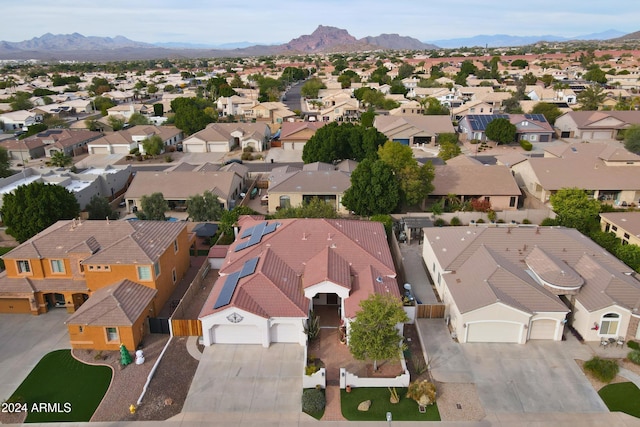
[{"xmin": 376, "ymin": 276, "xmax": 383, "ymax": 283}]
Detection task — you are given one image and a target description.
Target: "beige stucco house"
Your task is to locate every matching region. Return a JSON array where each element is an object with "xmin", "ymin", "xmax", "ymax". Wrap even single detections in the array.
[
  {"xmin": 600, "ymin": 212, "xmax": 640, "ymax": 246},
  {"xmin": 373, "ymin": 115, "xmax": 456, "ymax": 148}
]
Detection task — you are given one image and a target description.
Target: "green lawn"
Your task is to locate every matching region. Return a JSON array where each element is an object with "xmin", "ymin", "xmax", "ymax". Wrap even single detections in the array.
[
  {"xmin": 8, "ymin": 350, "xmax": 112, "ymax": 422},
  {"xmin": 598, "ymin": 382, "xmax": 640, "ymax": 418},
  {"xmin": 341, "ymin": 387, "xmax": 440, "ymax": 421}
]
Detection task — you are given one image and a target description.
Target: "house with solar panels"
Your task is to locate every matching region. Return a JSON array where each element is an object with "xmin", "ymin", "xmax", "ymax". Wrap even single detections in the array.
[
  {"xmin": 458, "ymin": 114, "xmax": 554, "ymax": 143},
  {"xmin": 199, "ymin": 217, "xmax": 401, "ymax": 347}
]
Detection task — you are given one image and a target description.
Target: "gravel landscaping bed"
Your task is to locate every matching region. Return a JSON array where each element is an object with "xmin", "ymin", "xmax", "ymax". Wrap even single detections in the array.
[{"xmin": 578, "ymin": 357, "xmax": 640, "ymax": 392}]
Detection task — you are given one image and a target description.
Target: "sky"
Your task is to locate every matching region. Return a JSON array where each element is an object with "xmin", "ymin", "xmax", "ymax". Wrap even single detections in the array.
[{"xmin": 3, "ymin": 0, "xmax": 639, "ymax": 45}]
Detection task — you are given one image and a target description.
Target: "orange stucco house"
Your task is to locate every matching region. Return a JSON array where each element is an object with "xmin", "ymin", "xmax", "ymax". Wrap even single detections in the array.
[{"xmin": 0, "ymin": 219, "xmax": 194, "ymax": 350}]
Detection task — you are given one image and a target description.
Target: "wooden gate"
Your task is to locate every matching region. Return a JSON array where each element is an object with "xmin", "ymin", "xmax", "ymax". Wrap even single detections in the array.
[
  {"xmin": 416, "ymin": 304, "xmax": 446, "ymax": 319},
  {"xmin": 171, "ymin": 319, "xmax": 203, "ymax": 336}
]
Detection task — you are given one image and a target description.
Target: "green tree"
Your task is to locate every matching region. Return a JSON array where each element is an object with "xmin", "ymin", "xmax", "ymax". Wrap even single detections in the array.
[
  {"xmin": 9, "ymin": 92, "xmax": 33, "ymax": 111},
  {"xmin": 549, "ymin": 188, "xmax": 600, "ymax": 233},
  {"xmin": 438, "ymin": 141, "xmax": 462, "ymax": 161},
  {"xmin": 171, "ymin": 97, "xmax": 215, "ymax": 135},
  {"xmin": 107, "ymin": 116, "xmax": 125, "ymax": 131},
  {"xmin": 49, "ymin": 151, "xmax": 73, "ymax": 168},
  {"xmin": 92, "ymin": 96, "xmax": 116, "ymax": 116},
  {"xmin": 531, "ymin": 102, "xmax": 562, "ymax": 125},
  {"xmin": 20, "ymin": 123, "xmax": 48, "ymax": 139},
  {"xmin": 360, "ymin": 110, "xmax": 375, "ymax": 128},
  {"xmin": 187, "ymin": 191, "xmax": 223, "ymax": 222},
  {"xmin": 141, "ymin": 135, "xmax": 164, "ymax": 157},
  {"xmin": 153, "ymin": 103, "xmax": 164, "ymax": 117},
  {"xmin": 615, "ymin": 244, "xmax": 640, "ymax": 272},
  {"xmin": 300, "ymin": 77, "xmax": 326, "ymax": 99},
  {"xmin": 342, "ymin": 158, "xmax": 400, "ymax": 215},
  {"xmin": 583, "ymin": 66, "xmax": 607, "ymax": 84},
  {"xmin": 0, "ymin": 147, "xmax": 12, "ymax": 178},
  {"xmin": 137, "ymin": 192, "xmax": 169, "ymax": 220},
  {"xmin": 348, "ymin": 293, "xmax": 409, "ymax": 372},
  {"xmin": 127, "ymin": 112, "xmax": 149, "ymax": 126},
  {"xmin": 422, "ymin": 97, "xmax": 449, "ymax": 115},
  {"xmin": 302, "ymin": 122, "xmax": 386, "ymax": 164},
  {"xmin": 272, "ymin": 197, "xmax": 338, "ymax": 219},
  {"xmin": 1, "ymin": 182, "xmax": 80, "ymax": 243},
  {"xmin": 511, "ymin": 59, "xmax": 529, "ymax": 69},
  {"xmin": 485, "ymin": 118, "xmax": 516, "ymax": 144},
  {"xmin": 397, "ymin": 63, "xmax": 415, "ymax": 80},
  {"xmin": 578, "ymin": 85, "xmax": 606, "ymax": 111},
  {"xmin": 85, "ymin": 194, "xmax": 116, "ymax": 220},
  {"xmin": 623, "ymin": 124, "xmax": 640, "ymax": 154}
]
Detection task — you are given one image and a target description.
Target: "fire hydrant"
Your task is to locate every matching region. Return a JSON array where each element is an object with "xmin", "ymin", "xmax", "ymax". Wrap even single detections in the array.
[{"xmin": 129, "ymin": 404, "xmax": 136, "ymax": 414}]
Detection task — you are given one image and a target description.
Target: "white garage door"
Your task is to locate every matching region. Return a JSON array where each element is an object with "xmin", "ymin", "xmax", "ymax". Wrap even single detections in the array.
[
  {"xmin": 592, "ymin": 131, "xmax": 611, "ymax": 140},
  {"xmin": 270, "ymin": 323, "xmax": 298, "ymax": 343},
  {"xmin": 529, "ymin": 319, "xmax": 557, "ymax": 340},
  {"xmin": 206, "ymin": 143, "xmax": 229, "ymax": 153},
  {"xmin": 90, "ymin": 146, "xmax": 109, "ymax": 154},
  {"xmin": 112, "ymin": 145, "xmax": 131, "ymax": 154},
  {"xmin": 184, "ymin": 144, "xmax": 206, "ymax": 153},
  {"xmin": 212, "ymin": 325, "xmax": 261, "ymax": 344},
  {"xmin": 467, "ymin": 322, "xmax": 521, "ymax": 343}
]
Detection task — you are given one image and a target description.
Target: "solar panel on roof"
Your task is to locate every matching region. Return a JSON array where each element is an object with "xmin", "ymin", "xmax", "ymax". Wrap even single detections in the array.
[
  {"xmin": 246, "ymin": 222, "xmax": 267, "ymax": 247},
  {"xmin": 240, "ymin": 223, "xmax": 258, "ymax": 239},
  {"xmin": 214, "ymin": 271, "xmax": 241, "ymax": 309},
  {"xmin": 234, "ymin": 221, "xmax": 280, "ymax": 252},
  {"xmin": 264, "ymin": 222, "xmax": 279, "ymax": 234},
  {"xmin": 239, "ymin": 256, "xmax": 259, "ymax": 278},
  {"xmin": 234, "ymin": 241, "xmax": 249, "ymax": 252}
]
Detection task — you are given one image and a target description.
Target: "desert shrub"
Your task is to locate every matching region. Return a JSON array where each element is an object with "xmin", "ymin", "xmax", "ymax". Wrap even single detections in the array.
[
  {"xmin": 302, "ymin": 388, "xmax": 326, "ymax": 413},
  {"xmin": 476, "ymin": 218, "xmax": 485, "ymax": 224},
  {"xmin": 469, "ymin": 139, "xmax": 480, "ymax": 145},
  {"xmin": 305, "ymin": 364, "xmax": 320, "ymax": 375},
  {"xmin": 628, "ymin": 350, "xmax": 640, "ymax": 365},
  {"xmin": 241, "ymin": 152, "xmax": 253, "ymax": 160},
  {"xmin": 520, "ymin": 140, "xmax": 533, "ymax": 151},
  {"xmin": 164, "ymin": 154, "xmax": 173, "ymax": 163},
  {"xmin": 487, "ymin": 209, "xmax": 497, "ymax": 222},
  {"xmin": 583, "ymin": 357, "xmax": 619, "ymax": 383},
  {"xmin": 450, "ymin": 216, "xmax": 461, "ymax": 226},
  {"xmin": 243, "ymin": 146, "xmax": 254, "ymax": 153},
  {"xmin": 628, "ymin": 340, "xmax": 640, "ymax": 351},
  {"xmin": 496, "ymin": 218, "xmax": 505, "ymax": 224},
  {"xmin": 434, "ymin": 218, "xmax": 448, "ymax": 227},
  {"xmin": 522, "ymin": 218, "xmax": 531, "ymax": 224},
  {"xmin": 412, "ymin": 355, "xmax": 427, "ymax": 375},
  {"xmin": 540, "ymin": 217, "xmax": 559, "ymax": 226}
]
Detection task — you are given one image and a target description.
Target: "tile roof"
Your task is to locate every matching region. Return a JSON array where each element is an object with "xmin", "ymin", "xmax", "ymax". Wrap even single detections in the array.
[
  {"xmin": 600, "ymin": 212, "xmax": 640, "ymax": 238},
  {"xmin": 279, "ymin": 121, "xmax": 325, "ymax": 139},
  {"xmin": 65, "ymin": 279, "xmax": 157, "ymax": 326},
  {"xmin": 431, "ymin": 162, "xmax": 520, "ymax": 196},
  {"xmin": 125, "ymin": 170, "xmax": 241, "ymax": 201},
  {"xmin": 200, "ymin": 218, "xmax": 399, "ymax": 320},
  {"xmin": 268, "ymin": 169, "xmax": 352, "ymax": 194},
  {"xmin": 424, "ymin": 226, "xmax": 640, "ymax": 314},
  {"xmin": 374, "ymin": 115, "xmax": 456, "ymax": 137},
  {"xmin": 3, "ymin": 220, "xmax": 187, "ymax": 266}
]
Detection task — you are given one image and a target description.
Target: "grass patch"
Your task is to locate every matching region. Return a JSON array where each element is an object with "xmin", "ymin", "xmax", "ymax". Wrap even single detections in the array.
[
  {"xmin": 341, "ymin": 387, "xmax": 440, "ymax": 421},
  {"xmin": 599, "ymin": 382, "xmax": 640, "ymax": 418},
  {"xmin": 8, "ymin": 350, "xmax": 111, "ymax": 422}
]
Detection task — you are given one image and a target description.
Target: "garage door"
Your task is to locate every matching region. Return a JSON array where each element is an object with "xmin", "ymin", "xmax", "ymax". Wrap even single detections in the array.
[
  {"xmin": 0, "ymin": 298, "xmax": 31, "ymax": 313},
  {"xmin": 90, "ymin": 146, "xmax": 109, "ymax": 154},
  {"xmin": 212, "ymin": 325, "xmax": 261, "ymax": 344},
  {"xmin": 466, "ymin": 322, "xmax": 521, "ymax": 343},
  {"xmin": 270, "ymin": 323, "xmax": 298, "ymax": 343},
  {"xmin": 184, "ymin": 144, "xmax": 206, "ymax": 153},
  {"xmin": 206, "ymin": 143, "xmax": 229, "ymax": 152},
  {"xmin": 529, "ymin": 319, "xmax": 557, "ymax": 340},
  {"xmin": 592, "ymin": 131, "xmax": 611, "ymax": 140}
]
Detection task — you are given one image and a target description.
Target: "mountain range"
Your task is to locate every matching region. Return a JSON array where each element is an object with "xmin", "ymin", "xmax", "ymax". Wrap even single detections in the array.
[{"xmin": 0, "ymin": 26, "xmax": 635, "ymax": 61}]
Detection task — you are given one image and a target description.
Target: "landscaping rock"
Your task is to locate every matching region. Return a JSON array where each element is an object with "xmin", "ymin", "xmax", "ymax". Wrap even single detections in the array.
[
  {"xmin": 164, "ymin": 398, "xmax": 173, "ymax": 406},
  {"xmin": 357, "ymin": 400, "xmax": 371, "ymax": 411}
]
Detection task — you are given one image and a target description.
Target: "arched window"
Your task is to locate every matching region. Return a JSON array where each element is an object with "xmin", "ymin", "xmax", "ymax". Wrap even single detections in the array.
[
  {"xmin": 599, "ymin": 313, "xmax": 620, "ymax": 336},
  {"xmin": 279, "ymin": 195, "xmax": 290, "ymax": 209}
]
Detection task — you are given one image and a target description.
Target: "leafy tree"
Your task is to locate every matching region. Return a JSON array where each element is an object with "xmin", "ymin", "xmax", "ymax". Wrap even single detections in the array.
[
  {"xmin": 549, "ymin": 188, "xmax": 600, "ymax": 233},
  {"xmin": 589, "ymin": 231, "xmax": 621, "ymax": 254},
  {"xmin": 531, "ymin": 102, "xmax": 562, "ymax": 125},
  {"xmin": 127, "ymin": 112, "xmax": 149, "ymax": 126},
  {"xmin": 153, "ymin": 103, "xmax": 164, "ymax": 117},
  {"xmin": 511, "ymin": 59, "xmax": 529, "ymax": 69},
  {"xmin": 615, "ymin": 244, "xmax": 640, "ymax": 272},
  {"xmin": 578, "ymin": 85, "xmax": 606, "ymax": 111},
  {"xmin": 342, "ymin": 158, "xmax": 400, "ymax": 215},
  {"xmin": 171, "ymin": 97, "xmax": 215, "ymax": 135},
  {"xmin": 583, "ymin": 66, "xmax": 607, "ymax": 84},
  {"xmin": 623, "ymin": 124, "xmax": 640, "ymax": 154},
  {"xmin": 187, "ymin": 191, "xmax": 223, "ymax": 222},
  {"xmin": 422, "ymin": 97, "xmax": 449, "ymax": 115},
  {"xmin": 272, "ymin": 197, "xmax": 338, "ymax": 219},
  {"xmin": 369, "ymin": 66, "xmax": 391, "ymax": 85},
  {"xmin": 438, "ymin": 141, "xmax": 462, "ymax": 161},
  {"xmin": 141, "ymin": 135, "xmax": 164, "ymax": 157},
  {"xmin": 9, "ymin": 92, "xmax": 33, "ymax": 111},
  {"xmin": 1, "ymin": 182, "xmax": 80, "ymax": 243},
  {"xmin": 107, "ymin": 116, "xmax": 125, "ymax": 131},
  {"xmin": 485, "ymin": 118, "xmax": 516, "ymax": 144},
  {"xmin": 137, "ymin": 192, "xmax": 169, "ymax": 220},
  {"xmin": 397, "ymin": 63, "xmax": 415, "ymax": 80},
  {"xmin": 0, "ymin": 147, "xmax": 12, "ymax": 178},
  {"xmin": 360, "ymin": 110, "xmax": 375, "ymax": 128},
  {"xmin": 92, "ymin": 96, "xmax": 116, "ymax": 116},
  {"xmin": 49, "ymin": 151, "xmax": 73, "ymax": 168},
  {"xmin": 302, "ymin": 122, "xmax": 386, "ymax": 164},
  {"xmin": 300, "ymin": 77, "xmax": 326, "ymax": 99},
  {"xmin": 86, "ymin": 194, "xmax": 117, "ymax": 220},
  {"xmin": 378, "ymin": 141, "xmax": 435, "ymax": 205},
  {"xmin": 348, "ymin": 293, "xmax": 408, "ymax": 372},
  {"xmin": 502, "ymin": 96, "xmax": 524, "ymax": 114},
  {"xmin": 218, "ymin": 206, "xmax": 259, "ymax": 239},
  {"xmin": 19, "ymin": 123, "xmax": 48, "ymax": 139}
]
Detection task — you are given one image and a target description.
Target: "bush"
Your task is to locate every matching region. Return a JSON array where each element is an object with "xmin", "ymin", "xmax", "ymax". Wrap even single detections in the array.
[
  {"xmin": 469, "ymin": 139, "xmax": 480, "ymax": 145},
  {"xmin": 243, "ymin": 146, "xmax": 254, "ymax": 153},
  {"xmin": 520, "ymin": 140, "xmax": 533, "ymax": 151},
  {"xmin": 241, "ymin": 152, "xmax": 253, "ymax": 161},
  {"xmin": 540, "ymin": 217, "xmax": 559, "ymax": 226},
  {"xmin": 450, "ymin": 216, "xmax": 461, "ymax": 226},
  {"xmin": 583, "ymin": 357, "xmax": 619, "ymax": 383},
  {"xmin": 164, "ymin": 154, "xmax": 173, "ymax": 163},
  {"xmin": 302, "ymin": 388, "xmax": 326, "ymax": 414},
  {"xmin": 628, "ymin": 350, "xmax": 640, "ymax": 365},
  {"xmin": 434, "ymin": 218, "xmax": 448, "ymax": 227},
  {"xmin": 628, "ymin": 340, "xmax": 640, "ymax": 351},
  {"xmin": 522, "ymin": 218, "xmax": 531, "ymax": 224},
  {"xmin": 476, "ymin": 218, "xmax": 485, "ymax": 224}
]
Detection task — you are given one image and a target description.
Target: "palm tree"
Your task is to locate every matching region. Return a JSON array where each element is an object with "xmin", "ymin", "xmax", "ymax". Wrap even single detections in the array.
[
  {"xmin": 578, "ymin": 84, "xmax": 606, "ymax": 111},
  {"xmin": 50, "ymin": 151, "xmax": 72, "ymax": 168}
]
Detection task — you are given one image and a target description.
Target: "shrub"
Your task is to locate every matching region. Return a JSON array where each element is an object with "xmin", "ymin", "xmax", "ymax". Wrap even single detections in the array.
[
  {"xmin": 305, "ymin": 364, "xmax": 320, "ymax": 375},
  {"xmin": 412, "ymin": 355, "xmax": 427, "ymax": 375},
  {"xmin": 164, "ymin": 154, "xmax": 173, "ymax": 163},
  {"xmin": 434, "ymin": 218, "xmax": 448, "ymax": 227},
  {"xmin": 496, "ymin": 219, "xmax": 505, "ymax": 224},
  {"xmin": 520, "ymin": 140, "xmax": 533, "ymax": 151},
  {"xmin": 583, "ymin": 357, "xmax": 619, "ymax": 383},
  {"xmin": 487, "ymin": 209, "xmax": 497, "ymax": 222},
  {"xmin": 243, "ymin": 146, "xmax": 254, "ymax": 153},
  {"xmin": 476, "ymin": 218, "xmax": 485, "ymax": 224},
  {"xmin": 540, "ymin": 217, "xmax": 559, "ymax": 226},
  {"xmin": 241, "ymin": 152, "xmax": 252, "ymax": 161},
  {"xmin": 450, "ymin": 216, "xmax": 461, "ymax": 226},
  {"xmin": 628, "ymin": 340, "xmax": 640, "ymax": 351},
  {"xmin": 302, "ymin": 388, "xmax": 326, "ymax": 413},
  {"xmin": 522, "ymin": 218, "xmax": 531, "ymax": 224},
  {"xmin": 628, "ymin": 350, "xmax": 640, "ymax": 365},
  {"xmin": 469, "ymin": 139, "xmax": 480, "ymax": 145}
]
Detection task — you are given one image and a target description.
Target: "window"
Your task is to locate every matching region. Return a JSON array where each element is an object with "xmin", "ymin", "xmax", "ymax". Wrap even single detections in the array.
[
  {"xmin": 279, "ymin": 195, "xmax": 291, "ymax": 209},
  {"xmin": 612, "ymin": 226, "xmax": 618, "ymax": 231},
  {"xmin": 105, "ymin": 327, "xmax": 119, "ymax": 342},
  {"xmin": 600, "ymin": 313, "xmax": 620, "ymax": 335},
  {"xmin": 509, "ymin": 197, "xmax": 516, "ymax": 208},
  {"xmin": 17, "ymin": 260, "xmax": 31, "ymax": 274},
  {"xmin": 173, "ymin": 240, "xmax": 179, "ymax": 253},
  {"xmin": 172, "ymin": 268, "xmax": 177, "ymax": 284},
  {"xmin": 154, "ymin": 262, "xmax": 160, "ymax": 277},
  {"xmin": 137, "ymin": 266, "xmax": 152, "ymax": 281},
  {"xmin": 79, "ymin": 326, "xmax": 84, "ymax": 333},
  {"xmin": 51, "ymin": 260, "xmax": 65, "ymax": 274},
  {"xmin": 484, "ymin": 196, "xmax": 490, "ymax": 202}
]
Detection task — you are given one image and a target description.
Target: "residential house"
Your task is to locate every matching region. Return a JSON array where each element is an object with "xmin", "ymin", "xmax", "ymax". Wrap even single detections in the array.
[
  {"xmin": 554, "ymin": 110, "xmax": 640, "ymax": 140},
  {"xmin": 526, "ymin": 86, "xmax": 577, "ymax": 105},
  {"xmin": 216, "ymin": 95, "xmax": 257, "ymax": 117},
  {"xmin": 244, "ymin": 102, "xmax": 296, "ymax": 124},
  {"xmin": 124, "ymin": 169, "xmax": 245, "ymax": 212},
  {"xmin": 106, "ymin": 103, "xmax": 153, "ymax": 121},
  {"xmin": 451, "ymin": 100, "xmax": 494, "ymax": 121},
  {"xmin": 374, "ymin": 115, "xmax": 456, "ymax": 147},
  {"xmin": 388, "ymin": 100, "xmax": 424, "ymax": 116},
  {"xmin": 266, "ymin": 162, "xmax": 353, "ymax": 214},
  {"xmin": 101, "ymin": 90, "xmax": 134, "ymax": 104},
  {"xmin": 423, "ymin": 226, "xmax": 640, "ymax": 343},
  {"xmin": 87, "ymin": 125, "xmax": 183, "ymax": 155},
  {"xmin": 429, "ymin": 156, "xmax": 521, "ymax": 210},
  {"xmin": 0, "ymin": 137, "xmax": 46, "ymax": 161},
  {"xmin": 600, "ymin": 212, "xmax": 640, "ymax": 246},
  {"xmin": 458, "ymin": 114, "xmax": 554, "ymax": 143},
  {"xmin": 0, "ymin": 110, "xmax": 43, "ymax": 131},
  {"xmin": 199, "ymin": 217, "xmax": 401, "ymax": 347},
  {"xmin": 508, "ymin": 142, "xmax": 640, "ymax": 205},
  {"xmin": 0, "ymin": 220, "xmax": 194, "ymax": 350},
  {"xmin": 181, "ymin": 122, "xmax": 271, "ymax": 153},
  {"xmin": 318, "ymin": 98, "xmax": 361, "ymax": 123},
  {"xmin": 276, "ymin": 121, "xmax": 325, "ymax": 150},
  {"xmin": 32, "ymin": 129, "xmax": 101, "ymax": 158}
]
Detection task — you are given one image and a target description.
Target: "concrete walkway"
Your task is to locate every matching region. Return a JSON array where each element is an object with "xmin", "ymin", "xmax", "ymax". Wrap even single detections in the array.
[
  {"xmin": 399, "ymin": 241, "xmax": 440, "ymax": 304},
  {"xmin": 185, "ymin": 336, "xmax": 202, "ymax": 361},
  {"xmin": 619, "ymin": 367, "xmax": 640, "ymax": 389}
]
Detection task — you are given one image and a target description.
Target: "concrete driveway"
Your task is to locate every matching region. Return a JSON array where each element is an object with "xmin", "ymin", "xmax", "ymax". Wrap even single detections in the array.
[
  {"xmin": 417, "ymin": 319, "xmax": 608, "ymax": 414},
  {"xmin": 182, "ymin": 343, "xmax": 304, "ymax": 416},
  {"xmin": 0, "ymin": 310, "xmax": 70, "ymax": 401}
]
